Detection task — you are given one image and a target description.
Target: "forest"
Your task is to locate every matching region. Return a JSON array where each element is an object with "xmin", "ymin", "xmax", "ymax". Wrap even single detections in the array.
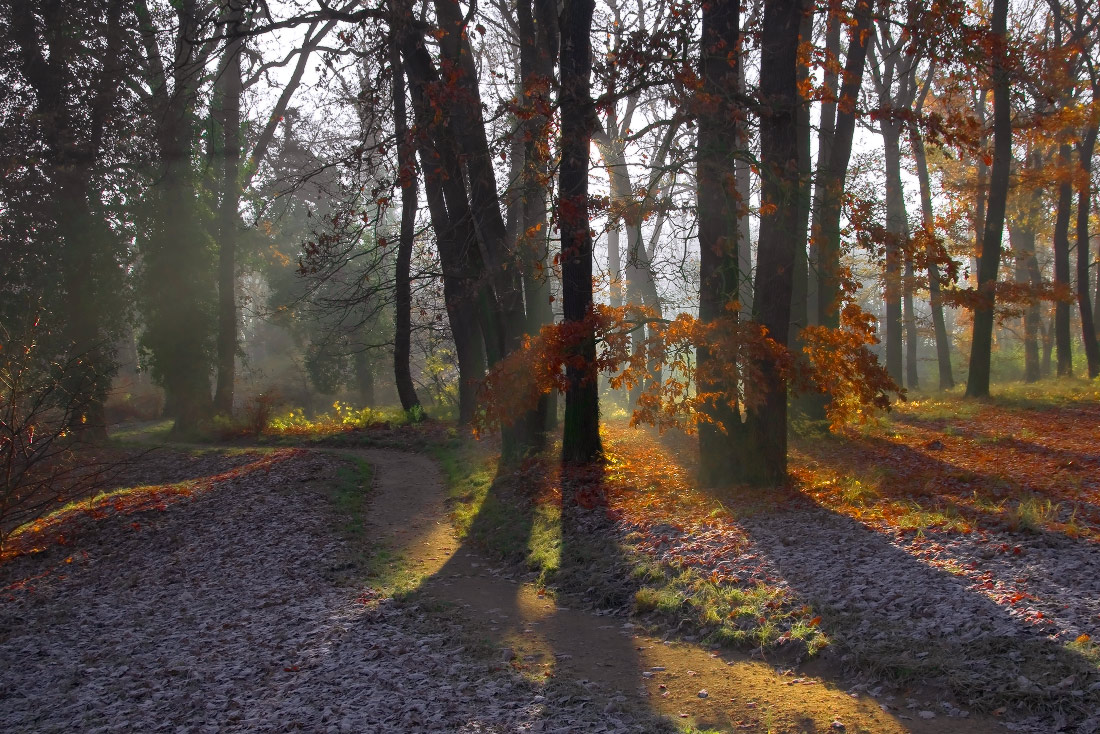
[{"xmin": 1, "ymin": 0, "xmax": 1099, "ymax": 731}]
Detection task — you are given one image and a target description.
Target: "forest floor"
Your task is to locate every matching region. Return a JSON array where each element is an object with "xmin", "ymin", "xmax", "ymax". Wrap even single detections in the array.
[{"xmin": 0, "ymin": 381, "xmax": 1098, "ymax": 732}]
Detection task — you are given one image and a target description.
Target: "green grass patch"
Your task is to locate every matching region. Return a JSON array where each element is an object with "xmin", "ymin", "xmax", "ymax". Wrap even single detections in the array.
[
  {"xmin": 887, "ymin": 500, "xmax": 969, "ymax": 533},
  {"xmin": 632, "ymin": 566, "xmax": 828, "ymax": 655}
]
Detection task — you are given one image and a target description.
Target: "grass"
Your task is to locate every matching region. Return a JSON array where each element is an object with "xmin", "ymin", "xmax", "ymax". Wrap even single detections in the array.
[
  {"xmin": 1005, "ymin": 496, "xmax": 1062, "ymax": 533},
  {"xmin": 632, "ymin": 566, "xmax": 828, "ymax": 654}
]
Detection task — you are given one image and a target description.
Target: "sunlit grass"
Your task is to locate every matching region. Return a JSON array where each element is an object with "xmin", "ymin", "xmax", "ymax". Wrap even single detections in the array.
[
  {"xmin": 109, "ymin": 419, "xmax": 174, "ymax": 443},
  {"xmin": 633, "ymin": 565, "xmax": 828, "ymax": 653},
  {"xmin": 267, "ymin": 401, "xmax": 416, "ymax": 436},
  {"xmin": 897, "ymin": 376, "xmax": 1100, "ymax": 417},
  {"xmin": 1005, "ymin": 496, "xmax": 1062, "ymax": 533},
  {"xmin": 792, "ymin": 374, "xmax": 1100, "ymax": 539}
]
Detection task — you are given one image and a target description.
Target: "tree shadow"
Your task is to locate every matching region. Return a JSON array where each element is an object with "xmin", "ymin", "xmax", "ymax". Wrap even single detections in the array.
[
  {"xmin": 620, "ymin": 428, "xmax": 1100, "ymax": 726},
  {"xmin": 731, "ymin": 500, "xmax": 1100, "ymax": 724},
  {"xmin": 411, "ymin": 441, "xmax": 1009, "ymax": 733},
  {"xmin": 413, "ymin": 457, "xmax": 665, "ymax": 726}
]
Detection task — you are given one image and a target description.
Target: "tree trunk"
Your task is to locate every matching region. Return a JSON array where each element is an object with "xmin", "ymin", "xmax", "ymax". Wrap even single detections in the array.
[
  {"xmin": 903, "ymin": 255, "xmax": 920, "ymax": 388},
  {"xmin": 137, "ymin": 0, "xmax": 215, "ymax": 433},
  {"xmin": 881, "ymin": 119, "xmax": 906, "ymax": 386},
  {"xmin": 402, "ymin": 34, "xmax": 491, "ymax": 423},
  {"xmin": 516, "ymin": 0, "xmax": 559, "ymax": 446},
  {"xmin": 789, "ymin": 11, "xmax": 812, "ymax": 347},
  {"xmin": 965, "ymin": 0, "xmax": 1010, "ymax": 398},
  {"xmin": 353, "ymin": 351, "xmax": 375, "ymax": 407},
  {"xmin": 696, "ymin": 0, "xmax": 746, "ymax": 486},
  {"xmin": 812, "ymin": 0, "xmax": 872, "ymax": 331},
  {"xmin": 214, "ymin": 0, "xmax": 245, "ymax": 416},
  {"xmin": 1052, "ymin": 143, "xmax": 1074, "ymax": 376},
  {"xmin": 745, "ymin": 0, "xmax": 803, "ymax": 485},
  {"xmin": 559, "ymin": 0, "xmax": 602, "ymax": 464},
  {"xmin": 1075, "ymin": 124, "xmax": 1099, "ymax": 377},
  {"xmin": 1010, "ymin": 223, "xmax": 1041, "ymax": 382},
  {"xmin": 909, "ymin": 122, "xmax": 954, "ymax": 389},
  {"xmin": 391, "ymin": 37, "xmax": 424, "ymax": 415},
  {"xmin": 807, "ymin": 7, "xmax": 840, "ymax": 328},
  {"xmin": 1042, "ymin": 308, "xmax": 1055, "ymax": 377}
]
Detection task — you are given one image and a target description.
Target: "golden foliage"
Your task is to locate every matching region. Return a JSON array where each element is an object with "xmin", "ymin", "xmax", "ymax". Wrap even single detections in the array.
[{"xmin": 477, "ymin": 299, "xmax": 900, "ymax": 435}]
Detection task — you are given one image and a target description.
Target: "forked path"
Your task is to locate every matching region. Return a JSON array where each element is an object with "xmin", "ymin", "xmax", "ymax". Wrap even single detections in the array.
[{"xmin": 357, "ymin": 448, "xmax": 1003, "ymax": 734}]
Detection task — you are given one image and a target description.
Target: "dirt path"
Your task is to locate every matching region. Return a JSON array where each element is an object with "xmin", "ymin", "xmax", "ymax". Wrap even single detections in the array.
[{"xmin": 354, "ymin": 448, "xmax": 1006, "ymax": 734}]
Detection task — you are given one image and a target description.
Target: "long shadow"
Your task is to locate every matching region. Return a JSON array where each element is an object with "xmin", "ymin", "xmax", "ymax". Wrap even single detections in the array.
[
  {"xmin": 412, "ymin": 457, "xmax": 664, "ymax": 727},
  {"xmin": 731, "ymin": 501, "xmax": 1100, "ymax": 724},
  {"xmin": 796, "ymin": 433, "xmax": 1100, "ymax": 530},
  {"xmin": 628, "ymin": 426, "xmax": 1100, "ymax": 725},
  {"xmin": 892, "ymin": 403, "xmax": 1100, "ymax": 478},
  {"xmin": 415, "ymin": 443, "xmax": 1010, "ymax": 733},
  {"xmin": 798, "ymin": 433, "xmax": 1100, "ymax": 646}
]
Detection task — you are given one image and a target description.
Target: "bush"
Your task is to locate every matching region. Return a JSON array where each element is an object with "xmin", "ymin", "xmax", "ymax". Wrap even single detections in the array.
[{"xmin": 1, "ymin": 320, "xmax": 116, "ymax": 549}]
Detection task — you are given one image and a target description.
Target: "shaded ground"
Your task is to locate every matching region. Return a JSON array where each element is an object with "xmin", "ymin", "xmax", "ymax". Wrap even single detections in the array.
[
  {"xmin": 584, "ymin": 401, "xmax": 1100, "ymax": 731},
  {"xmin": 0, "ymin": 450, "xmax": 668, "ymax": 732},
  {"xmin": 364, "ymin": 449, "xmax": 958, "ymax": 733}
]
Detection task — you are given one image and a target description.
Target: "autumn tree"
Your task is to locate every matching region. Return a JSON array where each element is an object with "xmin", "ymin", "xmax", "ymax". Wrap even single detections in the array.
[
  {"xmin": 559, "ymin": 0, "xmax": 602, "ymax": 463},
  {"xmin": 964, "ymin": 0, "xmax": 1010, "ymax": 398}
]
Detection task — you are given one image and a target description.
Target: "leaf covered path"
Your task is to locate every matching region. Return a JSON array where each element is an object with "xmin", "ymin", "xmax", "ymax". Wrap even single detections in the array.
[{"xmin": 0, "ymin": 442, "xmax": 1058, "ymax": 732}]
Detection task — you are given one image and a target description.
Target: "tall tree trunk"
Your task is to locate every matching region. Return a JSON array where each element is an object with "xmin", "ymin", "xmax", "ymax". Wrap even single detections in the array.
[
  {"xmin": 1052, "ymin": 143, "xmax": 1074, "ymax": 376},
  {"xmin": 517, "ymin": 0, "xmax": 559, "ymax": 446},
  {"xmin": 1011, "ymin": 222, "xmax": 1041, "ymax": 382},
  {"xmin": 972, "ymin": 91, "xmax": 989, "ymax": 285},
  {"xmin": 16, "ymin": 0, "xmax": 127, "ymax": 440},
  {"xmin": 812, "ymin": 0, "xmax": 872, "ymax": 331},
  {"xmin": 559, "ymin": 0, "xmax": 601, "ymax": 464},
  {"xmin": 137, "ymin": 0, "xmax": 215, "ymax": 433},
  {"xmin": 433, "ymin": 0, "xmax": 527, "ymax": 356},
  {"xmin": 391, "ymin": 37, "xmax": 424, "ymax": 415},
  {"xmin": 697, "ymin": 0, "xmax": 745, "ymax": 486},
  {"xmin": 746, "ymin": 0, "xmax": 803, "ymax": 485},
  {"xmin": 789, "ymin": 12, "xmax": 812, "ymax": 346},
  {"xmin": 402, "ymin": 34, "xmax": 491, "ymax": 423},
  {"xmin": 808, "ymin": 6, "xmax": 840, "ymax": 328},
  {"xmin": 353, "ymin": 351, "xmax": 376, "ymax": 406},
  {"xmin": 881, "ymin": 119, "xmax": 906, "ymax": 386},
  {"xmin": 1042, "ymin": 308, "xmax": 1055, "ymax": 377},
  {"xmin": 1094, "ymin": 195, "xmax": 1100, "ymax": 334},
  {"xmin": 214, "ymin": 0, "xmax": 244, "ymax": 416},
  {"xmin": 965, "ymin": 0, "xmax": 1010, "ymax": 398},
  {"xmin": 909, "ymin": 121, "xmax": 954, "ymax": 389},
  {"xmin": 806, "ymin": 0, "xmax": 872, "ymax": 422},
  {"xmin": 1075, "ymin": 124, "xmax": 1099, "ymax": 377}
]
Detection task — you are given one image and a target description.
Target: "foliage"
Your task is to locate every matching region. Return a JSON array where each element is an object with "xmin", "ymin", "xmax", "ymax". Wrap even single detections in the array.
[
  {"xmin": 477, "ymin": 302, "xmax": 900, "ymax": 435},
  {"xmin": 0, "ymin": 318, "xmax": 117, "ymax": 550},
  {"xmin": 266, "ymin": 401, "xmax": 410, "ymax": 436}
]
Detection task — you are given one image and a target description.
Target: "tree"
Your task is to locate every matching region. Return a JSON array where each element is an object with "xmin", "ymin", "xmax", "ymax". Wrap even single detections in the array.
[
  {"xmin": 559, "ymin": 0, "xmax": 602, "ymax": 464},
  {"xmin": 965, "ymin": 0, "xmax": 1011, "ymax": 398},
  {"xmin": 390, "ymin": 36, "xmax": 425, "ymax": 415},
  {"xmin": 135, "ymin": 0, "xmax": 220, "ymax": 432},
  {"xmin": 4, "ymin": 0, "xmax": 132, "ymax": 440},
  {"xmin": 747, "ymin": 0, "xmax": 806, "ymax": 483},
  {"xmin": 696, "ymin": 0, "xmax": 743, "ymax": 485}
]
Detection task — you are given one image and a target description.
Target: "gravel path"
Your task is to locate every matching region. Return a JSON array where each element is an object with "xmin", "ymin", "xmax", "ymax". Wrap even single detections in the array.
[{"xmin": 0, "ymin": 452, "xmax": 665, "ymax": 733}]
